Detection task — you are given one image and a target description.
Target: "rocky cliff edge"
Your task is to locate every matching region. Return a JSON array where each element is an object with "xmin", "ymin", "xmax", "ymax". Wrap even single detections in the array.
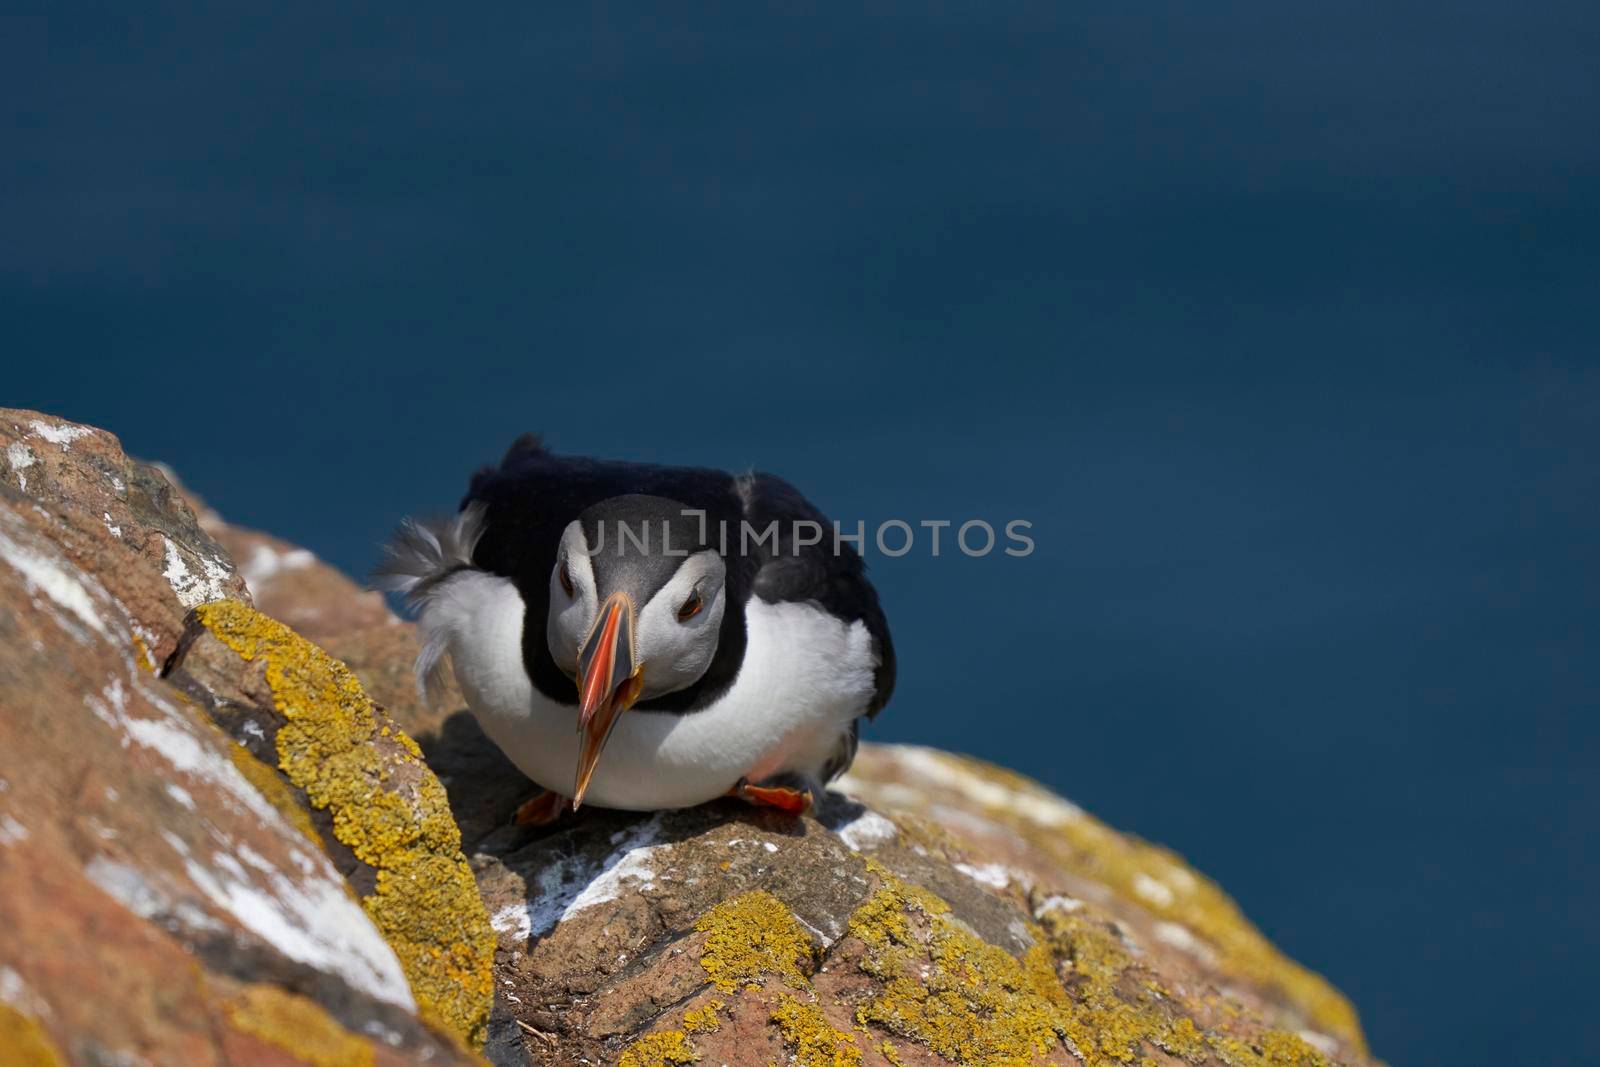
[{"xmin": 0, "ymin": 410, "xmax": 1376, "ymax": 1067}]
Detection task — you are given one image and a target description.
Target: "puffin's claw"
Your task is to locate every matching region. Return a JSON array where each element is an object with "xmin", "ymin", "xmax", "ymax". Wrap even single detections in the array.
[
  {"xmin": 514, "ymin": 789, "xmax": 570, "ymax": 827},
  {"xmin": 729, "ymin": 776, "xmax": 813, "ymax": 815}
]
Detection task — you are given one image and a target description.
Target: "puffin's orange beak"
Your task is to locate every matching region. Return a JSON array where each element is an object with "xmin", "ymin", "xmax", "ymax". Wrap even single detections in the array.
[{"xmin": 573, "ymin": 591, "xmax": 643, "ymax": 809}]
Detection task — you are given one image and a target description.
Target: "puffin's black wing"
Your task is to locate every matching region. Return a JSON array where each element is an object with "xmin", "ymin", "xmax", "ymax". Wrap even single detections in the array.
[{"xmin": 741, "ymin": 472, "xmax": 896, "ymax": 718}]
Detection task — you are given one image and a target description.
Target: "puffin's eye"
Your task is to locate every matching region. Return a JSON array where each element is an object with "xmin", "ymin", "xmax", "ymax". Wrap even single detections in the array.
[
  {"xmin": 676, "ymin": 591, "xmax": 703, "ymax": 622},
  {"xmin": 558, "ymin": 561, "xmax": 575, "ymax": 598}
]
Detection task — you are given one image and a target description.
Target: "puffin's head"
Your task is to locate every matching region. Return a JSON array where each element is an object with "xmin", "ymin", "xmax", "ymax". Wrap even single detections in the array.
[{"xmin": 545, "ymin": 494, "xmax": 727, "ymax": 805}]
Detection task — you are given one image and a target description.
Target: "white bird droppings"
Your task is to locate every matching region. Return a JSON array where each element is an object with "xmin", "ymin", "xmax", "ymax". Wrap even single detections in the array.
[
  {"xmin": 160, "ymin": 536, "xmax": 233, "ymax": 607},
  {"xmin": 883, "ymin": 746, "xmax": 1084, "ymax": 827},
  {"xmin": 494, "ymin": 816, "xmax": 669, "ymax": 941},
  {"xmin": 954, "ymin": 862, "xmax": 1013, "ymax": 890},
  {"xmin": 833, "ymin": 809, "xmax": 898, "ymax": 851},
  {"xmin": 0, "ymin": 814, "xmax": 29, "ymax": 846},
  {"xmin": 1034, "ymin": 894, "xmax": 1084, "ymax": 917},
  {"xmin": 1133, "ymin": 872, "xmax": 1176, "ymax": 908}
]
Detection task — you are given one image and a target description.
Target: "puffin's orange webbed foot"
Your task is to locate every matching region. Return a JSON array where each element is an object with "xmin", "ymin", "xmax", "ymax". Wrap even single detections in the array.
[
  {"xmin": 514, "ymin": 789, "xmax": 570, "ymax": 827},
  {"xmin": 729, "ymin": 777, "xmax": 813, "ymax": 815}
]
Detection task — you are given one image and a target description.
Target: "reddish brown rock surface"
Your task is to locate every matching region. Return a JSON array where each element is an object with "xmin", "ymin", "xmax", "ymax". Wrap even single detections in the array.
[
  {"xmin": 1, "ymin": 410, "xmax": 249, "ymax": 663},
  {"xmin": 0, "ymin": 410, "xmax": 478, "ymax": 1066}
]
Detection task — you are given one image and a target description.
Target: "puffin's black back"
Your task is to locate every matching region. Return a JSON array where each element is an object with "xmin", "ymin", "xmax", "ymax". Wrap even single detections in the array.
[{"xmin": 462, "ymin": 435, "xmax": 895, "ymax": 718}]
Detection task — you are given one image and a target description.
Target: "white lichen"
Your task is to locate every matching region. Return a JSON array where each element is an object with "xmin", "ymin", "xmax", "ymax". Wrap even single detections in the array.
[
  {"xmin": 0, "ymin": 522, "xmax": 110, "ymax": 639},
  {"xmin": 160, "ymin": 535, "xmax": 233, "ymax": 608},
  {"xmin": 5, "ymin": 441, "xmax": 35, "ymax": 491},
  {"xmin": 27, "ymin": 418, "xmax": 95, "ymax": 449}
]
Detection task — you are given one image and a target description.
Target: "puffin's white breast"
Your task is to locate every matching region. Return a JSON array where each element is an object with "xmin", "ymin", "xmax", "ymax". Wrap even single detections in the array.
[{"xmin": 426, "ymin": 570, "xmax": 876, "ymax": 810}]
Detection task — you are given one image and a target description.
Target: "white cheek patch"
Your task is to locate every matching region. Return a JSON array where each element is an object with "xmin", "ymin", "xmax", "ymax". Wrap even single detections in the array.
[
  {"xmin": 634, "ymin": 551, "xmax": 726, "ymax": 699},
  {"xmin": 547, "ymin": 521, "xmax": 598, "ymax": 675}
]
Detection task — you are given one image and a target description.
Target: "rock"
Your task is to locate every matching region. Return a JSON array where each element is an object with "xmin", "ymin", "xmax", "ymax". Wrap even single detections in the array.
[
  {"xmin": 434, "ymin": 714, "xmax": 1376, "ymax": 1067},
  {"xmin": 158, "ymin": 465, "xmax": 394, "ymax": 641},
  {"xmin": 3, "ymin": 410, "xmax": 1379, "ymax": 1066},
  {"xmin": 0, "ymin": 411, "xmax": 483, "ymax": 1066},
  {"xmin": 0, "ymin": 409, "xmax": 250, "ymax": 663},
  {"xmin": 164, "ymin": 600, "xmax": 496, "ymax": 1049},
  {"xmin": 838, "ymin": 749, "xmax": 1371, "ymax": 1065}
]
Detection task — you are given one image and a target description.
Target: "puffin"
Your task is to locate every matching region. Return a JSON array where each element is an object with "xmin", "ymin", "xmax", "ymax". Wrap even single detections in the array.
[{"xmin": 375, "ymin": 435, "xmax": 894, "ymax": 823}]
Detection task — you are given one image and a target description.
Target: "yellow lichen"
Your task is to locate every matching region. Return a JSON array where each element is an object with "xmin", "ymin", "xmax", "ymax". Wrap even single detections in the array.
[
  {"xmin": 770, "ymin": 994, "xmax": 862, "ymax": 1067},
  {"xmin": 195, "ymin": 601, "xmax": 495, "ymax": 1049},
  {"xmin": 694, "ymin": 890, "xmax": 814, "ymax": 993},
  {"xmin": 917, "ymin": 754, "xmax": 1365, "ymax": 1052},
  {"xmin": 881, "ymin": 811, "xmax": 966, "ymax": 861},
  {"xmin": 619, "ymin": 1029, "xmax": 699, "ymax": 1067},
  {"xmin": 1035, "ymin": 906, "xmax": 1209, "ymax": 1066},
  {"xmin": 0, "ymin": 1004, "xmax": 66, "ymax": 1067},
  {"xmin": 878, "ymin": 1039, "xmax": 905, "ymax": 1066},
  {"xmin": 1258, "ymin": 1030, "xmax": 1333, "ymax": 1066},
  {"xmin": 842, "ymin": 856, "xmax": 1348, "ymax": 1067},
  {"xmin": 847, "ymin": 863, "xmax": 1265, "ymax": 1067},
  {"xmin": 227, "ymin": 741, "xmax": 322, "ymax": 846},
  {"xmin": 847, "ymin": 866, "xmax": 1064, "ymax": 1064},
  {"xmin": 1211, "ymin": 1029, "xmax": 1332, "ymax": 1067},
  {"xmin": 131, "ymin": 631, "xmax": 156, "ymax": 672},
  {"xmin": 682, "ymin": 999, "xmax": 725, "ymax": 1034},
  {"xmin": 223, "ymin": 984, "xmax": 375, "ymax": 1067},
  {"xmin": 1164, "ymin": 1017, "xmax": 1208, "ymax": 1060}
]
